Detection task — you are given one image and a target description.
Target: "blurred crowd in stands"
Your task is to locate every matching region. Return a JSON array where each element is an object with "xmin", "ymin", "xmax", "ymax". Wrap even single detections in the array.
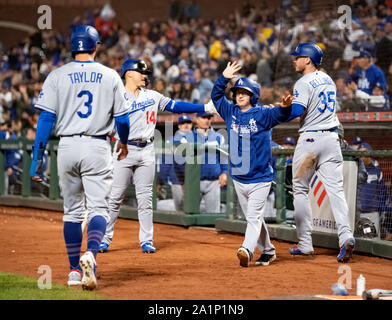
[{"xmin": 1, "ymin": 0, "xmax": 392, "ymax": 142}]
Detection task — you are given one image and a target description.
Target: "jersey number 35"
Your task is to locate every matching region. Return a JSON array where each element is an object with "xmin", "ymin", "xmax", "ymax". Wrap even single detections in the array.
[{"xmin": 318, "ymin": 91, "xmax": 335, "ymax": 113}]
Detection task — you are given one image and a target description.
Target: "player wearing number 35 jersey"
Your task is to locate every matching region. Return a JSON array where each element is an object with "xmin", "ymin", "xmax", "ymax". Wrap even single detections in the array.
[
  {"xmin": 287, "ymin": 43, "xmax": 355, "ymax": 263},
  {"xmin": 99, "ymin": 59, "xmax": 215, "ymax": 254}
]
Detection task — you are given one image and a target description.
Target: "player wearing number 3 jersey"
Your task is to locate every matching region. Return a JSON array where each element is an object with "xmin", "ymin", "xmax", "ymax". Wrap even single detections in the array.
[
  {"xmin": 99, "ymin": 59, "xmax": 215, "ymax": 254},
  {"xmin": 288, "ymin": 43, "xmax": 355, "ymax": 262},
  {"xmin": 30, "ymin": 25, "xmax": 131, "ymax": 290}
]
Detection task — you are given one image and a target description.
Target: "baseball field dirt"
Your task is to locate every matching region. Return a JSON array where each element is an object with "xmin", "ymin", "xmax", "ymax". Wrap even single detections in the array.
[{"xmin": 1, "ymin": 205, "xmax": 392, "ymax": 300}]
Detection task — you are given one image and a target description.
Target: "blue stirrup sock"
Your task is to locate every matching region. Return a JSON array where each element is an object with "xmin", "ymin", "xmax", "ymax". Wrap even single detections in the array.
[
  {"xmin": 87, "ymin": 216, "xmax": 107, "ymax": 258},
  {"xmin": 63, "ymin": 222, "xmax": 83, "ymax": 272}
]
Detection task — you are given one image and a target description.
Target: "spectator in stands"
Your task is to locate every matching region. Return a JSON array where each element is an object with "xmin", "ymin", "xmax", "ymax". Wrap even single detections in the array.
[
  {"xmin": 356, "ymin": 142, "xmax": 387, "ymax": 238},
  {"xmin": 0, "ymin": 82, "xmax": 12, "ymax": 123},
  {"xmin": 349, "ymin": 50, "xmax": 389, "ymax": 111},
  {"xmin": 193, "ymin": 68, "xmax": 214, "ymax": 104},
  {"xmin": 256, "ymin": 47, "xmax": 274, "ymax": 88},
  {"xmin": 184, "ymin": 111, "xmax": 228, "ymax": 213},
  {"xmin": 376, "ymin": 16, "xmax": 392, "ymax": 76},
  {"xmin": 183, "ymin": 0, "xmax": 200, "ymax": 21},
  {"xmin": 169, "ymin": 0, "xmax": 182, "ymax": 21},
  {"xmin": 349, "ymin": 81, "xmax": 390, "ymax": 111}
]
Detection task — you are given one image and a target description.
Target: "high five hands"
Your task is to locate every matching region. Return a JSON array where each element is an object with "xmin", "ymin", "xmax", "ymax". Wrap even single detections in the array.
[
  {"xmin": 223, "ymin": 60, "xmax": 242, "ymax": 79},
  {"xmin": 223, "ymin": 60, "xmax": 294, "ymax": 108}
]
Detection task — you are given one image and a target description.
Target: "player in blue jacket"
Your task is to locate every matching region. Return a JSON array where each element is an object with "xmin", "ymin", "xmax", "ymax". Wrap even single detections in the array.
[
  {"xmin": 157, "ymin": 114, "xmax": 193, "ymax": 211},
  {"xmin": 184, "ymin": 111, "xmax": 228, "ymax": 213},
  {"xmin": 211, "ymin": 60, "xmax": 293, "ymax": 267}
]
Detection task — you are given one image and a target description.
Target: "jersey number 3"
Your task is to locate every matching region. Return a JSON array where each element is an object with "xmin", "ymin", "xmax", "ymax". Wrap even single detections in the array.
[
  {"xmin": 77, "ymin": 90, "xmax": 93, "ymax": 119},
  {"xmin": 318, "ymin": 91, "xmax": 335, "ymax": 113}
]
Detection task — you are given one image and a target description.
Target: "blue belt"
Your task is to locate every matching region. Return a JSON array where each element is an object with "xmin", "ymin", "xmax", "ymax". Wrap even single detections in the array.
[
  {"xmin": 60, "ymin": 134, "xmax": 108, "ymax": 141},
  {"xmin": 305, "ymin": 129, "xmax": 337, "ymax": 133},
  {"xmin": 127, "ymin": 138, "xmax": 153, "ymax": 148}
]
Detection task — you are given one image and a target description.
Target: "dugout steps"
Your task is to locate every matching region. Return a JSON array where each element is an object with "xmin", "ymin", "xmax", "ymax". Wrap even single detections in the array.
[{"xmin": 1, "ymin": 195, "xmax": 391, "ymax": 260}]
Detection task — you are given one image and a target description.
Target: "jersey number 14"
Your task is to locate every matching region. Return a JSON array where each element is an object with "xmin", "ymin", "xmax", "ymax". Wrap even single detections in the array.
[
  {"xmin": 318, "ymin": 91, "xmax": 335, "ymax": 113},
  {"xmin": 146, "ymin": 110, "xmax": 156, "ymax": 124}
]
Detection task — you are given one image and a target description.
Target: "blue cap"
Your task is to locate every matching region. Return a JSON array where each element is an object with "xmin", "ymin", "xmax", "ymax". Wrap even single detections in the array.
[
  {"xmin": 196, "ymin": 111, "xmax": 213, "ymax": 118},
  {"xmin": 352, "ymin": 136, "xmax": 363, "ymax": 145},
  {"xmin": 282, "ymin": 136, "xmax": 296, "ymax": 146},
  {"xmin": 358, "ymin": 50, "xmax": 372, "ymax": 58},
  {"xmin": 386, "ymin": 15, "xmax": 392, "ymax": 24},
  {"xmin": 178, "ymin": 114, "xmax": 192, "ymax": 124},
  {"xmin": 359, "ymin": 142, "xmax": 372, "ymax": 150}
]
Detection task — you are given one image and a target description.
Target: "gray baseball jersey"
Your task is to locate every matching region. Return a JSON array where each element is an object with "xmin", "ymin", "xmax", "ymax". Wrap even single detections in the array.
[
  {"xmin": 105, "ymin": 88, "xmax": 172, "ymax": 247},
  {"xmin": 291, "ymin": 70, "xmax": 354, "ymax": 254},
  {"xmin": 36, "ymin": 61, "xmax": 130, "ymax": 135},
  {"xmin": 293, "ymin": 71, "xmax": 340, "ymax": 132},
  {"xmin": 35, "ymin": 60, "xmax": 130, "ymax": 226},
  {"xmin": 120, "ymin": 88, "xmax": 171, "ymax": 141}
]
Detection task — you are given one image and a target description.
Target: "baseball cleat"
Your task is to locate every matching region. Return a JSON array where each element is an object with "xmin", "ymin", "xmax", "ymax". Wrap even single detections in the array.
[
  {"xmin": 289, "ymin": 245, "xmax": 314, "ymax": 255},
  {"xmin": 80, "ymin": 251, "xmax": 97, "ymax": 290},
  {"xmin": 237, "ymin": 247, "xmax": 253, "ymax": 267},
  {"xmin": 67, "ymin": 269, "xmax": 82, "ymax": 286},
  {"xmin": 337, "ymin": 238, "xmax": 355, "ymax": 263},
  {"xmin": 98, "ymin": 242, "xmax": 109, "ymax": 253},
  {"xmin": 141, "ymin": 242, "xmax": 156, "ymax": 253},
  {"xmin": 255, "ymin": 253, "xmax": 277, "ymax": 266}
]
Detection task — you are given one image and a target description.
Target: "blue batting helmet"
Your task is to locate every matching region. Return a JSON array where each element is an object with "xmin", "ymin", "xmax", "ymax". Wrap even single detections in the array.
[
  {"xmin": 230, "ymin": 77, "xmax": 260, "ymax": 106},
  {"xmin": 71, "ymin": 25, "xmax": 101, "ymax": 52},
  {"xmin": 121, "ymin": 59, "xmax": 152, "ymax": 78},
  {"xmin": 290, "ymin": 43, "xmax": 323, "ymax": 65}
]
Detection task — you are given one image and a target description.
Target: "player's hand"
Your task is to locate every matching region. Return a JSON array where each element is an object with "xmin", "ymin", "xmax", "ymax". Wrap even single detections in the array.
[
  {"xmin": 222, "ymin": 61, "xmax": 242, "ymax": 79},
  {"xmin": 219, "ymin": 173, "xmax": 227, "ymax": 187},
  {"xmin": 204, "ymin": 100, "xmax": 218, "ymax": 114},
  {"xmin": 30, "ymin": 158, "xmax": 43, "ymax": 182},
  {"xmin": 279, "ymin": 94, "xmax": 294, "ymax": 108},
  {"xmin": 116, "ymin": 142, "xmax": 129, "ymax": 160}
]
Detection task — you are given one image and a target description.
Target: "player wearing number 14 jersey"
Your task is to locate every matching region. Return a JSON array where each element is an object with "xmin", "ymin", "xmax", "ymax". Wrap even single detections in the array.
[
  {"xmin": 287, "ymin": 43, "xmax": 355, "ymax": 263},
  {"xmin": 99, "ymin": 59, "xmax": 216, "ymax": 254}
]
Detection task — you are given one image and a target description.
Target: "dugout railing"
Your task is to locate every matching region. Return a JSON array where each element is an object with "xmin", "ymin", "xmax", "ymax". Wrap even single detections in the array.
[{"xmin": 0, "ymin": 139, "xmax": 391, "ymax": 259}]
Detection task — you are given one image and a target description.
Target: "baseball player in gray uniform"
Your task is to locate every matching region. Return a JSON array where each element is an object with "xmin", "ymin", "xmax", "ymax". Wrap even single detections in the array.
[
  {"xmin": 30, "ymin": 25, "xmax": 131, "ymax": 290},
  {"xmin": 99, "ymin": 59, "xmax": 215, "ymax": 254},
  {"xmin": 288, "ymin": 43, "xmax": 355, "ymax": 263}
]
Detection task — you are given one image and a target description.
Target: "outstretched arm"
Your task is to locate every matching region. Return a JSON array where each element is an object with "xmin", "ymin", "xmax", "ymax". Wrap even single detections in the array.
[
  {"xmin": 165, "ymin": 100, "xmax": 206, "ymax": 113},
  {"xmin": 211, "ymin": 61, "xmax": 242, "ymax": 120}
]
